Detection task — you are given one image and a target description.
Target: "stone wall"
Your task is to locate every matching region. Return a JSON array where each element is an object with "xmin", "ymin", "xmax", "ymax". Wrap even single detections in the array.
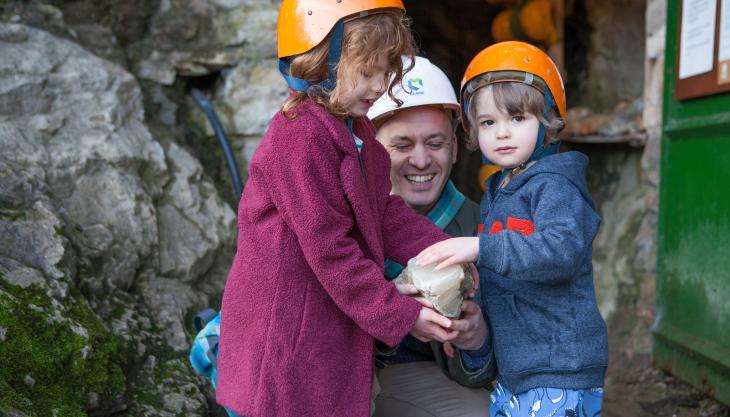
[{"xmin": 565, "ymin": 0, "xmax": 647, "ymax": 112}]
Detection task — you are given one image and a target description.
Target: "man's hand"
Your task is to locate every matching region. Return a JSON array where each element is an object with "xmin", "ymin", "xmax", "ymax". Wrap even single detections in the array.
[
  {"xmin": 416, "ymin": 237, "xmax": 479, "ymax": 270},
  {"xmin": 410, "ymin": 307, "xmax": 458, "ymax": 343},
  {"xmin": 466, "ymin": 263, "xmax": 479, "ymax": 298},
  {"xmin": 447, "ymin": 300, "xmax": 488, "ymax": 351},
  {"xmin": 443, "ymin": 341, "xmax": 456, "ymax": 358}
]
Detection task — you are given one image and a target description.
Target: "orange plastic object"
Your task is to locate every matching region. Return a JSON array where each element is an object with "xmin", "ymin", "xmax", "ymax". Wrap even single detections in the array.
[
  {"xmin": 478, "ymin": 164, "xmax": 502, "ymax": 192},
  {"xmin": 491, "ymin": 0, "xmax": 558, "ymax": 46},
  {"xmin": 491, "ymin": 10, "xmax": 513, "ymax": 42},
  {"xmin": 277, "ymin": 0, "xmax": 405, "ymax": 58}
]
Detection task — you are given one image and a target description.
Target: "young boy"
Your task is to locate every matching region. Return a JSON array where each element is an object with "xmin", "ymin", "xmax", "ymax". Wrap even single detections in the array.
[{"xmin": 418, "ymin": 41, "xmax": 608, "ymax": 417}]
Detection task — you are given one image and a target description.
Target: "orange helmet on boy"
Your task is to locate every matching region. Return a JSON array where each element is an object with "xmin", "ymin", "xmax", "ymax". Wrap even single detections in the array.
[{"xmin": 460, "ymin": 41, "xmax": 566, "ymax": 135}]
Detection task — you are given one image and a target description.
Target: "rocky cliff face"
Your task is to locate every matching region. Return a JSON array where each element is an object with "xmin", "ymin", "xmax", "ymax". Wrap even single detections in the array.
[{"xmin": 0, "ymin": 0, "xmax": 285, "ymax": 414}]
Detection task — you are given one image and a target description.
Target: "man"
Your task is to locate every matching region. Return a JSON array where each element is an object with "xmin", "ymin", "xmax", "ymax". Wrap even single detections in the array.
[{"xmin": 367, "ymin": 56, "xmax": 494, "ymax": 417}]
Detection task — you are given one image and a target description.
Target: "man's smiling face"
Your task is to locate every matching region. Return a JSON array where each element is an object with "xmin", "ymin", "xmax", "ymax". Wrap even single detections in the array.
[{"xmin": 376, "ymin": 105, "xmax": 457, "ymax": 214}]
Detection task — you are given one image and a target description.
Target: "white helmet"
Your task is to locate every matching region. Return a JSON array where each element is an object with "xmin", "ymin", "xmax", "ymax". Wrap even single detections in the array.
[{"xmin": 367, "ymin": 56, "xmax": 460, "ymax": 122}]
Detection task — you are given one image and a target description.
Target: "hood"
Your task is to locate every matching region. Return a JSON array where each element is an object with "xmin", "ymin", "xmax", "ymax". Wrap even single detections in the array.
[{"xmin": 503, "ymin": 151, "xmax": 595, "ymax": 209}]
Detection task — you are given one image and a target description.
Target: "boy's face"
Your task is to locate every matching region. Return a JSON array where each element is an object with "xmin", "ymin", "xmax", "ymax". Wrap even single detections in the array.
[
  {"xmin": 340, "ymin": 54, "xmax": 390, "ymax": 118},
  {"xmin": 474, "ymin": 88, "xmax": 540, "ymax": 169},
  {"xmin": 376, "ymin": 106, "xmax": 457, "ymax": 215}
]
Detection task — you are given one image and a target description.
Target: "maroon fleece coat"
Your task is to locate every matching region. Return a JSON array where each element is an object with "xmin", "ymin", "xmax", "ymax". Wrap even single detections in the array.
[{"xmin": 216, "ymin": 99, "xmax": 448, "ymax": 417}]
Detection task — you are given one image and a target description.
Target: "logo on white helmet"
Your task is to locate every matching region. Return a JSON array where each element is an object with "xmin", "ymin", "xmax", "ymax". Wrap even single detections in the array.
[{"xmin": 406, "ymin": 78, "xmax": 424, "ymax": 95}]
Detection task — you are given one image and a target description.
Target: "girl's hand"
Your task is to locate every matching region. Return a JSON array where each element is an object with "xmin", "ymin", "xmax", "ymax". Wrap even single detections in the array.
[
  {"xmin": 395, "ymin": 283, "xmax": 436, "ymax": 309},
  {"xmin": 417, "ymin": 237, "xmax": 479, "ymax": 270},
  {"xmin": 395, "ymin": 283, "xmax": 418, "ymax": 296},
  {"xmin": 410, "ymin": 307, "xmax": 458, "ymax": 343}
]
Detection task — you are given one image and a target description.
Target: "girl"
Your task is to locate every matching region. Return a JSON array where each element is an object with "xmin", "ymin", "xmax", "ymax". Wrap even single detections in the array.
[
  {"xmin": 215, "ymin": 2, "xmax": 458, "ymax": 416},
  {"xmin": 418, "ymin": 41, "xmax": 609, "ymax": 417}
]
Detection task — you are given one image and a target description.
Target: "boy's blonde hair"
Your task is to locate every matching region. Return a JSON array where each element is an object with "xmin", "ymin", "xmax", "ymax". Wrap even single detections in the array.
[
  {"xmin": 464, "ymin": 82, "xmax": 564, "ymax": 151},
  {"xmin": 282, "ymin": 12, "xmax": 416, "ymax": 118}
]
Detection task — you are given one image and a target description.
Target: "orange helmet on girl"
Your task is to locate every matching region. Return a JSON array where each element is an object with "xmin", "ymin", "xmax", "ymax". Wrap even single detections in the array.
[{"xmin": 277, "ymin": 0, "xmax": 406, "ymax": 92}]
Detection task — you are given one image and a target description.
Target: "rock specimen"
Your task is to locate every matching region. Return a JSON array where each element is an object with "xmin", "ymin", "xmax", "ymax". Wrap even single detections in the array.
[{"xmin": 397, "ymin": 258, "xmax": 474, "ymax": 318}]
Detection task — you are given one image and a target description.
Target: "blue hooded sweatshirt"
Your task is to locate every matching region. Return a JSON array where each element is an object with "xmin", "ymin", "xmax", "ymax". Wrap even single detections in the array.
[{"xmin": 476, "ymin": 150, "xmax": 608, "ymax": 395}]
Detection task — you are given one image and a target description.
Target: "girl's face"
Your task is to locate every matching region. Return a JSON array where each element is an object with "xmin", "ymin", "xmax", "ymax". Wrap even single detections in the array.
[
  {"xmin": 339, "ymin": 54, "xmax": 390, "ymax": 118},
  {"xmin": 474, "ymin": 88, "xmax": 540, "ymax": 169}
]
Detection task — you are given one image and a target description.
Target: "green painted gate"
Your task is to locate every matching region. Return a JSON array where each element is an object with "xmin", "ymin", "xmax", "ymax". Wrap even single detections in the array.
[{"xmin": 655, "ymin": 0, "xmax": 730, "ymax": 405}]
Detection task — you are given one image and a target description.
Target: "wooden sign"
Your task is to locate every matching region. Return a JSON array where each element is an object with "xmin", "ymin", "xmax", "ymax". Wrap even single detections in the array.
[{"xmin": 676, "ymin": 0, "xmax": 730, "ymax": 99}]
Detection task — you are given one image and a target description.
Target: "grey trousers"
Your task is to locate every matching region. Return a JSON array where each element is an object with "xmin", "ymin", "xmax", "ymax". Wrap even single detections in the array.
[{"xmin": 373, "ymin": 361, "xmax": 491, "ymax": 417}]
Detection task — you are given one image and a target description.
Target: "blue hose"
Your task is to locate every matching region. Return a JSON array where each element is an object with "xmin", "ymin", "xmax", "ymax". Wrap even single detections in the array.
[{"xmin": 190, "ymin": 88, "xmax": 244, "ymax": 201}]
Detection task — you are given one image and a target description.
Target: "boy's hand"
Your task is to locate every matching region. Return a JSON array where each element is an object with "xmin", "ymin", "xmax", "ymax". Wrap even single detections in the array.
[
  {"xmin": 410, "ymin": 307, "xmax": 458, "ymax": 343},
  {"xmin": 417, "ymin": 237, "xmax": 479, "ymax": 270}
]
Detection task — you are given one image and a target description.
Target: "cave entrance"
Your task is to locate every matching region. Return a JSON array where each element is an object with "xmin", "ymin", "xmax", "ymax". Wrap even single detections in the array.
[{"xmin": 406, "ymin": 0, "xmax": 647, "ymax": 202}]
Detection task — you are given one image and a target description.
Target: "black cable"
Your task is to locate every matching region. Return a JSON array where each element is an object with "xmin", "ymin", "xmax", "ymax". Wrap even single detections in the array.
[{"xmin": 190, "ymin": 88, "xmax": 244, "ymax": 202}]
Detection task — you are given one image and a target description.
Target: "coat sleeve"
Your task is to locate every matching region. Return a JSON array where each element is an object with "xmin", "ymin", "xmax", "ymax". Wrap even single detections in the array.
[
  {"xmin": 477, "ymin": 175, "xmax": 600, "ymax": 285},
  {"xmin": 381, "ymin": 194, "xmax": 449, "ymax": 266},
  {"xmin": 260, "ymin": 120, "xmax": 421, "ymax": 347}
]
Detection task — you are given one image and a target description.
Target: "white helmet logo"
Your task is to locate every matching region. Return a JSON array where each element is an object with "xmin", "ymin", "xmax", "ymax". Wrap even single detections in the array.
[
  {"xmin": 406, "ymin": 78, "xmax": 424, "ymax": 95},
  {"xmin": 367, "ymin": 56, "xmax": 459, "ymax": 122}
]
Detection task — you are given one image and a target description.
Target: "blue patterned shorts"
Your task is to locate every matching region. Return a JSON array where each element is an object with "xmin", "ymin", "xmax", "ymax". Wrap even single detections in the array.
[{"xmin": 490, "ymin": 380, "xmax": 603, "ymax": 417}]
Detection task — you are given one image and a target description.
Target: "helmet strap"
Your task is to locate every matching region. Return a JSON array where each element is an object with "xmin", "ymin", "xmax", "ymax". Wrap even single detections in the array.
[
  {"xmin": 321, "ymin": 19, "xmax": 344, "ymax": 91},
  {"xmin": 528, "ymin": 89, "xmax": 561, "ymax": 162},
  {"xmin": 278, "ymin": 60, "xmax": 312, "ymax": 91},
  {"xmin": 279, "ymin": 20, "xmax": 345, "ymax": 93}
]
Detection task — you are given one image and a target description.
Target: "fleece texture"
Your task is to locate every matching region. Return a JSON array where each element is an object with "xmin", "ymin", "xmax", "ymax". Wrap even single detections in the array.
[
  {"xmin": 476, "ymin": 151, "xmax": 608, "ymax": 395},
  {"xmin": 216, "ymin": 98, "xmax": 448, "ymax": 417}
]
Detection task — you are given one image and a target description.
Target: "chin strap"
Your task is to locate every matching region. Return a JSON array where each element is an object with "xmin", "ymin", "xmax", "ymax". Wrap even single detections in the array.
[
  {"xmin": 528, "ymin": 90, "xmax": 561, "ymax": 161},
  {"xmin": 278, "ymin": 19, "xmax": 345, "ymax": 93}
]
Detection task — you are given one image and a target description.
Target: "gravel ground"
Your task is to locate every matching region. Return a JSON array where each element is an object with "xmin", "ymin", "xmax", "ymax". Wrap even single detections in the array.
[{"xmin": 604, "ymin": 362, "xmax": 729, "ymax": 417}]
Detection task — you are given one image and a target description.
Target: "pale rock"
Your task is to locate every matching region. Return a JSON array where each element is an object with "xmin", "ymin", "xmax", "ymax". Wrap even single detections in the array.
[{"xmin": 399, "ymin": 258, "xmax": 474, "ymax": 318}]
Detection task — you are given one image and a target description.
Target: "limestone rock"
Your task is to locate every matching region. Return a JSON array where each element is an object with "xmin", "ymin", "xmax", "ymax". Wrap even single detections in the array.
[
  {"xmin": 215, "ymin": 58, "xmax": 288, "ymax": 136},
  {"xmin": 0, "ymin": 22, "xmax": 234, "ymax": 415},
  {"xmin": 157, "ymin": 142, "xmax": 236, "ymax": 285},
  {"xmin": 130, "ymin": 0, "xmax": 279, "ymax": 84},
  {"xmin": 398, "ymin": 258, "xmax": 474, "ymax": 318}
]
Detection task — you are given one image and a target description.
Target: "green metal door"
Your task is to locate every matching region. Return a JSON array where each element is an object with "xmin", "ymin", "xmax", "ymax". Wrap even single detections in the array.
[{"xmin": 655, "ymin": 0, "xmax": 730, "ymax": 405}]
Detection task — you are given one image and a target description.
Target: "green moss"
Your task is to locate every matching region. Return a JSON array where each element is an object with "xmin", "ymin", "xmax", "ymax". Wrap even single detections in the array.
[
  {"xmin": 0, "ymin": 278, "xmax": 126, "ymax": 416},
  {"xmin": 110, "ymin": 303, "xmax": 127, "ymax": 320}
]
